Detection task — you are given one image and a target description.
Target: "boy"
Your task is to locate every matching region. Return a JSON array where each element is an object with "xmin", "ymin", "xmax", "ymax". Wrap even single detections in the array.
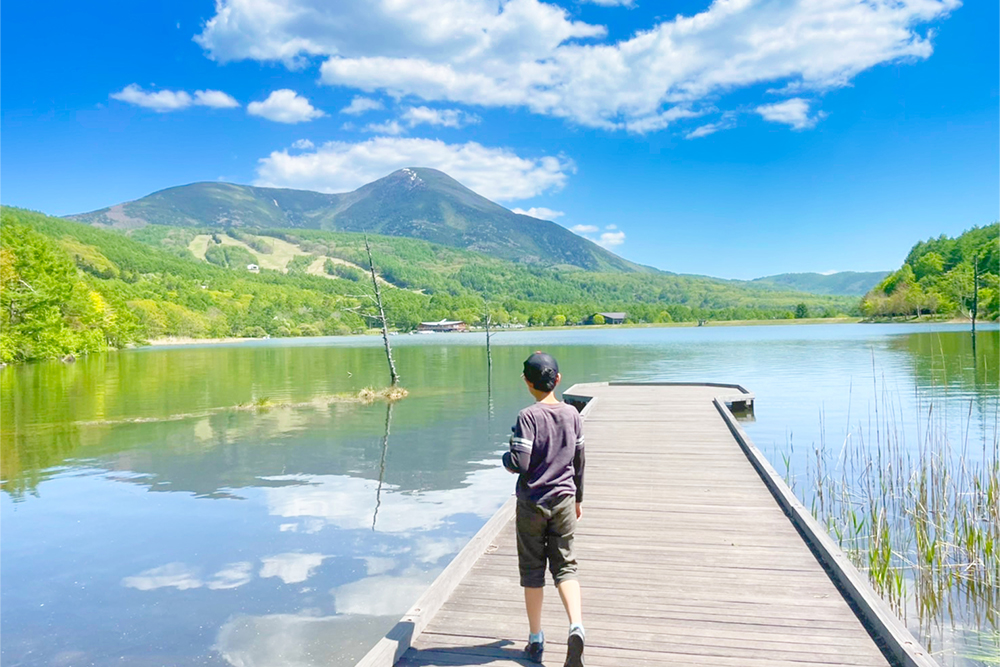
[{"xmin": 502, "ymin": 352, "xmax": 586, "ymax": 667}]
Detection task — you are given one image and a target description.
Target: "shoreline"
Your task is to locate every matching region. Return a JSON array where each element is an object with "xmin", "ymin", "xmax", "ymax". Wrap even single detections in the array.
[
  {"xmin": 141, "ymin": 336, "xmax": 258, "ymax": 347},
  {"xmin": 138, "ymin": 316, "xmax": 985, "ymax": 348}
]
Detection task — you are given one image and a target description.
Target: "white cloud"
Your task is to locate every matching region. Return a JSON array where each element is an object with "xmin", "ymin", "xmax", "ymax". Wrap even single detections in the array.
[
  {"xmin": 207, "ymin": 562, "xmax": 254, "ymax": 590},
  {"xmin": 597, "ymin": 230, "xmax": 626, "ymax": 248},
  {"xmin": 123, "ymin": 563, "xmax": 202, "ymax": 590},
  {"xmin": 260, "ymin": 553, "xmax": 326, "ymax": 584},
  {"xmin": 255, "ymin": 137, "xmax": 572, "ymax": 201},
  {"xmin": 363, "ymin": 557, "xmax": 396, "ymax": 575},
  {"xmin": 400, "ymin": 106, "xmax": 479, "ymax": 128},
  {"xmin": 215, "ymin": 612, "xmax": 392, "ymax": 667},
  {"xmin": 363, "ymin": 119, "xmax": 405, "ymax": 135},
  {"xmin": 111, "ymin": 84, "xmax": 239, "ymax": 112},
  {"xmin": 248, "ymin": 89, "xmax": 325, "ymax": 123},
  {"xmin": 413, "ymin": 537, "xmax": 469, "ymax": 564},
  {"xmin": 585, "ymin": 0, "xmax": 635, "ymax": 5},
  {"xmin": 194, "ymin": 89, "xmax": 240, "ymax": 108},
  {"xmin": 605, "ymin": 224, "xmax": 617, "ymax": 230},
  {"xmin": 685, "ymin": 111, "xmax": 738, "ymax": 139},
  {"xmin": 260, "ymin": 466, "xmax": 511, "ymax": 534},
  {"xmin": 756, "ymin": 98, "xmax": 824, "ymax": 130},
  {"xmin": 341, "ymin": 96, "xmax": 384, "ymax": 115},
  {"xmin": 332, "ymin": 571, "xmax": 436, "ymax": 616},
  {"xmin": 111, "ymin": 85, "xmax": 193, "ymax": 112},
  {"xmin": 686, "ymin": 123, "xmax": 722, "ymax": 139},
  {"xmin": 122, "ymin": 562, "xmax": 253, "ymax": 591},
  {"xmin": 195, "ymin": 0, "xmax": 956, "ymax": 131},
  {"xmin": 512, "ymin": 207, "xmax": 564, "ymax": 220},
  {"xmin": 570, "ymin": 224, "xmax": 599, "ymax": 233},
  {"xmin": 291, "ymin": 139, "xmax": 315, "ymax": 150}
]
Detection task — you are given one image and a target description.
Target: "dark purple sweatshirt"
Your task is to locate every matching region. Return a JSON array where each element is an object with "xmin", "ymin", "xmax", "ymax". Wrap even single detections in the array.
[{"xmin": 502, "ymin": 401, "xmax": 585, "ymax": 506}]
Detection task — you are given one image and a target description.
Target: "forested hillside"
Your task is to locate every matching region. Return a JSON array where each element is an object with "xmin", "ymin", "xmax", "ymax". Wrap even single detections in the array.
[
  {"xmin": 753, "ymin": 271, "xmax": 889, "ymax": 296},
  {"xmin": 861, "ymin": 223, "xmax": 999, "ymax": 320},
  {"xmin": 2, "ymin": 206, "xmax": 858, "ymax": 363}
]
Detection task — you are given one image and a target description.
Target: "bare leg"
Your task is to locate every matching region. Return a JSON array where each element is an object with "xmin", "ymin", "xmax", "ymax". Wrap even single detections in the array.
[
  {"xmin": 556, "ymin": 580, "xmax": 582, "ymax": 625},
  {"xmin": 524, "ymin": 586, "xmax": 544, "ymax": 635}
]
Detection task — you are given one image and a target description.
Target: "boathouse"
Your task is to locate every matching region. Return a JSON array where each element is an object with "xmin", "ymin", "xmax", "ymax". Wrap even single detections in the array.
[
  {"xmin": 417, "ymin": 319, "xmax": 468, "ymax": 333},
  {"xmin": 592, "ymin": 311, "xmax": 626, "ymax": 324}
]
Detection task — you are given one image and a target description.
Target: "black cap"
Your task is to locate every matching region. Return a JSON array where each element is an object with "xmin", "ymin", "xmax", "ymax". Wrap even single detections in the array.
[{"xmin": 523, "ymin": 351, "xmax": 559, "ymax": 392}]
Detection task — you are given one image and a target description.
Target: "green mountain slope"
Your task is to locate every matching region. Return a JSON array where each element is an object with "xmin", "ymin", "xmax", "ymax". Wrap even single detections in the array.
[
  {"xmin": 2, "ymin": 206, "xmax": 861, "ymax": 362},
  {"xmin": 752, "ymin": 271, "xmax": 890, "ymax": 296},
  {"xmin": 70, "ymin": 168, "xmax": 647, "ymax": 273},
  {"xmin": 861, "ymin": 223, "xmax": 999, "ymax": 320}
]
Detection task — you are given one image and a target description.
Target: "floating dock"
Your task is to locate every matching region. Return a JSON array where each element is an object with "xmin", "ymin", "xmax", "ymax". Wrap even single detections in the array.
[{"xmin": 357, "ymin": 383, "xmax": 937, "ymax": 667}]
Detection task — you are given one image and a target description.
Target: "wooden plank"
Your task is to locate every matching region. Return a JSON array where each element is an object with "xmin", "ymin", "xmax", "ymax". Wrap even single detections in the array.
[
  {"xmin": 357, "ymin": 383, "xmax": 928, "ymax": 667},
  {"xmin": 412, "ymin": 633, "xmax": 880, "ymax": 667}
]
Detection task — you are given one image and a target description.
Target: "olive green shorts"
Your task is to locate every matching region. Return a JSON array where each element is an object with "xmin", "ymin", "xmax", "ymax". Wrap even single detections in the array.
[{"xmin": 516, "ymin": 494, "xmax": 578, "ymax": 588}]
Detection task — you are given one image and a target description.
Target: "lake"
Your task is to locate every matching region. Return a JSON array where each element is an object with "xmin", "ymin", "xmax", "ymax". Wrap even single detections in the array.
[{"xmin": 2, "ymin": 322, "xmax": 997, "ymax": 666}]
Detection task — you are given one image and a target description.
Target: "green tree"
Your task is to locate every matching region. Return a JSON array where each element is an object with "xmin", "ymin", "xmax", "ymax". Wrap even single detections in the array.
[
  {"xmin": 914, "ymin": 251, "xmax": 944, "ymax": 282},
  {"xmin": 794, "ymin": 303, "xmax": 809, "ymax": 319}
]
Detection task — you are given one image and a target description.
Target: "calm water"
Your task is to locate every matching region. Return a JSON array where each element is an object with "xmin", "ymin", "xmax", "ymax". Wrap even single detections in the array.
[{"xmin": 2, "ymin": 323, "xmax": 997, "ymax": 666}]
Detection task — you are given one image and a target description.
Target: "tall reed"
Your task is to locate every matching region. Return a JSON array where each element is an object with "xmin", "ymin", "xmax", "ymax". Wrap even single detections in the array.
[{"xmin": 800, "ymin": 377, "xmax": 999, "ymax": 664}]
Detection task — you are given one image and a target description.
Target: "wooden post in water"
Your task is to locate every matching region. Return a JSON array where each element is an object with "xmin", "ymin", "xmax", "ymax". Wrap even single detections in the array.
[
  {"xmin": 484, "ymin": 304, "xmax": 493, "ymax": 373},
  {"xmin": 365, "ymin": 234, "xmax": 400, "ymax": 387},
  {"xmin": 972, "ymin": 252, "xmax": 979, "ymax": 339}
]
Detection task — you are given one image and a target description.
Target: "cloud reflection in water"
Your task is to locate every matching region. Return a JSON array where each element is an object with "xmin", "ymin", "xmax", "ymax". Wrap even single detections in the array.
[{"xmin": 262, "ymin": 466, "xmax": 510, "ymax": 533}]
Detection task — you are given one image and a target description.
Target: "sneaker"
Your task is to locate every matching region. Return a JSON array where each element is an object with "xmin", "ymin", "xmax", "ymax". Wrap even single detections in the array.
[
  {"xmin": 525, "ymin": 639, "xmax": 544, "ymax": 663},
  {"xmin": 564, "ymin": 626, "xmax": 585, "ymax": 667}
]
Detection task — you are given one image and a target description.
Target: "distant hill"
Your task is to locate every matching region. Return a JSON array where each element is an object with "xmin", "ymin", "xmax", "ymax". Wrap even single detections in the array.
[
  {"xmin": 752, "ymin": 271, "xmax": 890, "ymax": 296},
  {"xmin": 70, "ymin": 168, "xmax": 647, "ymax": 273},
  {"xmin": 2, "ymin": 206, "xmax": 861, "ymax": 362}
]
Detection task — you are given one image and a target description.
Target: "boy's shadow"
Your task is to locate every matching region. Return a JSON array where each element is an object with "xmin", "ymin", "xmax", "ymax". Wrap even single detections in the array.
[{"xmin": 404, "ymin": 639, "xmax": 537, "ymax": 665}]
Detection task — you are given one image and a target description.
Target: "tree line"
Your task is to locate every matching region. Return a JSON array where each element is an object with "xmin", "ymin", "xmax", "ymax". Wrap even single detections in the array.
[
  {"xmin": 0, "ymin": 206, "xmax": 900, "ymax": 364},
  {"xmin": 861, "ymin": 223, "xmax": 999, "ymax": 321}
]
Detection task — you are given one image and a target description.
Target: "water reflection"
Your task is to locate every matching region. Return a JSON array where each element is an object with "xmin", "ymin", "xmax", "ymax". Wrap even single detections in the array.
[
  {"xmin": 1, "ymin": 323, "xmax": 997, "ymax": 667},
  {"xmin": 260, "ymin": 553, "xmax": 326, "ymax": 585},
  {"xmin": 372, "ymin": 402, "xmax": 393, "ymax": 531},
  {"xmin": 215, "ymin": 613, "xmax": 393, "ymax": 667},
  {"xmin": 123, "ymin": 562, "xmax": 253, "ymax": 591}
]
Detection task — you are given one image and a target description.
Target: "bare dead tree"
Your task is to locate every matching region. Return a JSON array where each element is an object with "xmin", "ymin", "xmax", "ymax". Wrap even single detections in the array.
[{"xmin": 365, "ymin": 234, "xmax": 399, "ymax": 387}]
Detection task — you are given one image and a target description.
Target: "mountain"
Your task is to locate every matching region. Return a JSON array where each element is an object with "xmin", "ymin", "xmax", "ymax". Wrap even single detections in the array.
[
  {"xmin": 752, "ymin": 271, "xmax": 891, "ymax": 296},
  {"xmin": 70, "ymin": 168, "xmax": 647, "ymax": 273},
  {"xmin": 2, "ymin": 205, "xmax": 861, "ymax": 363}
]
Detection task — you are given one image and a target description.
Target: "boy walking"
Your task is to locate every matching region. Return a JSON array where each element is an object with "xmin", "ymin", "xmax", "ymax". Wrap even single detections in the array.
[{"xmin": 503, "ymin": 352, "xmax": 586, "ymax": 666}]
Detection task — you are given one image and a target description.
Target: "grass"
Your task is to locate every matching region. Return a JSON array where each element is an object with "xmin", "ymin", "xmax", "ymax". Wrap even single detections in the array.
[
  {"xmin": 225, "ymin": 387, "xmax": 409, "ymax": 411},
  {"xmin": 188, "ymin": 233, "xmax": 309, "ymax": 272},
  {"xmin": 798, "ymin": 374, "xmax": 999, "ymax": 664}
]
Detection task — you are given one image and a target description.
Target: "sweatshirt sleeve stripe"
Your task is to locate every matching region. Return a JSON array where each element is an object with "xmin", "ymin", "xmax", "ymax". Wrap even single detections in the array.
[{"xmin": 510, "ymin": 436, "xmax": 533, "ymax": 451}]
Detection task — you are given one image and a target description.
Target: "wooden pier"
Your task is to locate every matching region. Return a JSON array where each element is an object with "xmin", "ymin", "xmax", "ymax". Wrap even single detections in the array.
[{"xmin": 357, "ymin": 383, "xmax": 937, "ymax": 667}]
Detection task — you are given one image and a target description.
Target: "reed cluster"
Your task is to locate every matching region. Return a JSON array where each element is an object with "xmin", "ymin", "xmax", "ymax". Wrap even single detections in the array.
[
  {"xmin": 800, "ymin": 383, "xmax": 998, "ymax": 662},
  {"xmin": 356, "ymin": 386, "xmax": 409, "ymax": 403}
]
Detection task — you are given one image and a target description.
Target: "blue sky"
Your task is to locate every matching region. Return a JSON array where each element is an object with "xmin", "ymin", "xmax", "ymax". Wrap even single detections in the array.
[{"xmin": 2, "ymin": 0, "xmax": 997, "ymax": 279}]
